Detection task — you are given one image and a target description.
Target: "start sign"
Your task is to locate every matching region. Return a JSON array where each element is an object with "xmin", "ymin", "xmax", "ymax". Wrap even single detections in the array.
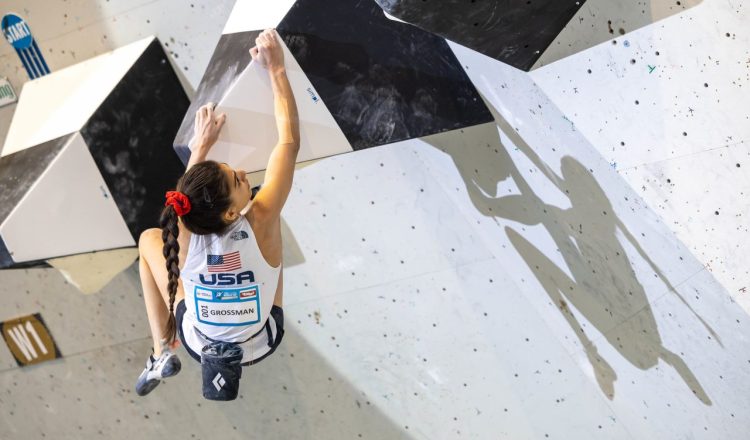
[
  {"xmin": 1, "ymin": 313, "xmax": 61, "ymax": 366},
  {"xmin": 2, "ymin": 12, "xmax": 32, "ymax": 49},
  {"xmin": 1, "ymin": 13, "xmax": 50, "ymax": 79}
]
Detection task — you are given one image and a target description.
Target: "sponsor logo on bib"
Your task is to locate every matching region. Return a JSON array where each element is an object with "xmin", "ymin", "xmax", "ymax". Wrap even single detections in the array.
[
  {"xmin": 196, "ymin": 289, "xmax": 212, "ymax": 300},
  {"xmin": 240, "ymin": 289, "xmax": 256, "ymax": 299}
]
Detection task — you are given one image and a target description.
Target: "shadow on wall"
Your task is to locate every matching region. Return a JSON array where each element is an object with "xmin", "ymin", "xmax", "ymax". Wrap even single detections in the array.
[
  {"xmin": 534, "ymin": 0, "xmax": 702, "ymax": 68},
  {"xmin": 421, "ymin": 100, "xmax": 719, "ymax": 405}
]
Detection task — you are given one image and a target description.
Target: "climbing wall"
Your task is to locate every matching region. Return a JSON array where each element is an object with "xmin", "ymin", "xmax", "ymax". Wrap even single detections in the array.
[
  {"xmin": 0, "ymin": 36, "xmax": 187, "ymax": 268},
  {"xmin": 173, "ymin": 0, "xmax": 493, "ymax": 171},
  {"xmin": 375, "ymin": 0, "xmax": 588, "ymax": 71},
  {"xmin": 0, "ymin": 0, "xmax": 749, "ymax": 439},
  {"xmin": 531, "ymin": 0, "xmax": 750, "ymax": 311}
]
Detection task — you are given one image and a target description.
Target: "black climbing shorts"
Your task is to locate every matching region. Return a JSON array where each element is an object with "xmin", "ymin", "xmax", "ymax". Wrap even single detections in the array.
[{"xmin": 176, "ymin": 299, "xmax": 285, "ymax": 366}]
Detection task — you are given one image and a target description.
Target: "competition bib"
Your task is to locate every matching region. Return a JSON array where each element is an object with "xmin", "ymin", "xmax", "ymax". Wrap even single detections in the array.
[{"xmin": 194, "ymin": 284, "xmax": 261, "ymax": 326}]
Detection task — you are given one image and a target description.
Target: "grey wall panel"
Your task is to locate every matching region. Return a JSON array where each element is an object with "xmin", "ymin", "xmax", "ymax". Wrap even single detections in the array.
[{"xmin": 81, "ymin": 39, "xmax": 189, "ymax": 240}]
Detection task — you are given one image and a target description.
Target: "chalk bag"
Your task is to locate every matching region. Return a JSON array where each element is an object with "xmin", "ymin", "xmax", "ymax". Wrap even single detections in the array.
[{"xmin": 201, "ymin": 341, "xmax": 243, "ymax": 401}]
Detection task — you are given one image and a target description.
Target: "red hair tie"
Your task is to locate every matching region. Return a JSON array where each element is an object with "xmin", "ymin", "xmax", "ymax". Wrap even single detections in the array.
[{"xmin": 165, "ymin": 191, "xmax": 191, "ymax": 216}]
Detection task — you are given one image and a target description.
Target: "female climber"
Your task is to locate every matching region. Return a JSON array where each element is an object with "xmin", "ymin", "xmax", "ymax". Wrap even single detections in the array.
[{"xmin": 135, "ymin": 28, "xmax": 299, "ymax": 397}]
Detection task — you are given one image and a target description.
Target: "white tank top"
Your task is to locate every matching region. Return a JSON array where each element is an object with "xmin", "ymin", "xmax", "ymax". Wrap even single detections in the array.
[{"xmin": 180, "ymin": 217, "xmax": 281, "ymax": 343}]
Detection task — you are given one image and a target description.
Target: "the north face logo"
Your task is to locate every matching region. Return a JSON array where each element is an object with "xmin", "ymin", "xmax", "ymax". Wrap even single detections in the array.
[
  {"xmin": 212, "ymin": 372, "xmax": 226, "ymax": 391},
  {"xmin": 230, "ymin": 231, "xmax": 249, "ymax": 241}
]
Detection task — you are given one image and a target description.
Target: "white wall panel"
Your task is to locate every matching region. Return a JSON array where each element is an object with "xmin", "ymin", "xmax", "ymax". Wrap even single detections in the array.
[
  {"xmin": 208, "ymin": 41, "xmax": 353, "ymax": 172},
  {"xmin": 2, "ymin": 37, "xmax": 152, "ymax": 156},
  {"xmin": 619, "ymin": 143, "xmax": 750, "ymax": 307},
  {"xmin": 222, "ymin": 0, "xmax": 296, "ymax": 35},
  {"xmin": 287, "ymin": 260, "xmax": 633, "ymax": 439},
  {"xmin": 282, "ymin": 141, "xmax": 494, "ymax": 304},
  {"xmin": 530, "ymin": 0, "xmax": 750, "ymax": 311},
  {"xmin": 0, "ymin": 133, "xmax": 135, "ymax": 262},
  {"xmin": 532, "ymin": 0, "xmax": 750, "ymax": 169},
  {"xmin": 534, "ymin": 0, "xmax": 702, "ymax": 68},
  {"xmin": 401, "ymin": 40, "xmax": 750, "ymax": 437},
  {"xmin": 0, "ymin": 0, "xmax": 237, "ymax": 150},
  {"xmin": 580, "ymin": 267, "xmax": 750, "ymax": 439}
]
